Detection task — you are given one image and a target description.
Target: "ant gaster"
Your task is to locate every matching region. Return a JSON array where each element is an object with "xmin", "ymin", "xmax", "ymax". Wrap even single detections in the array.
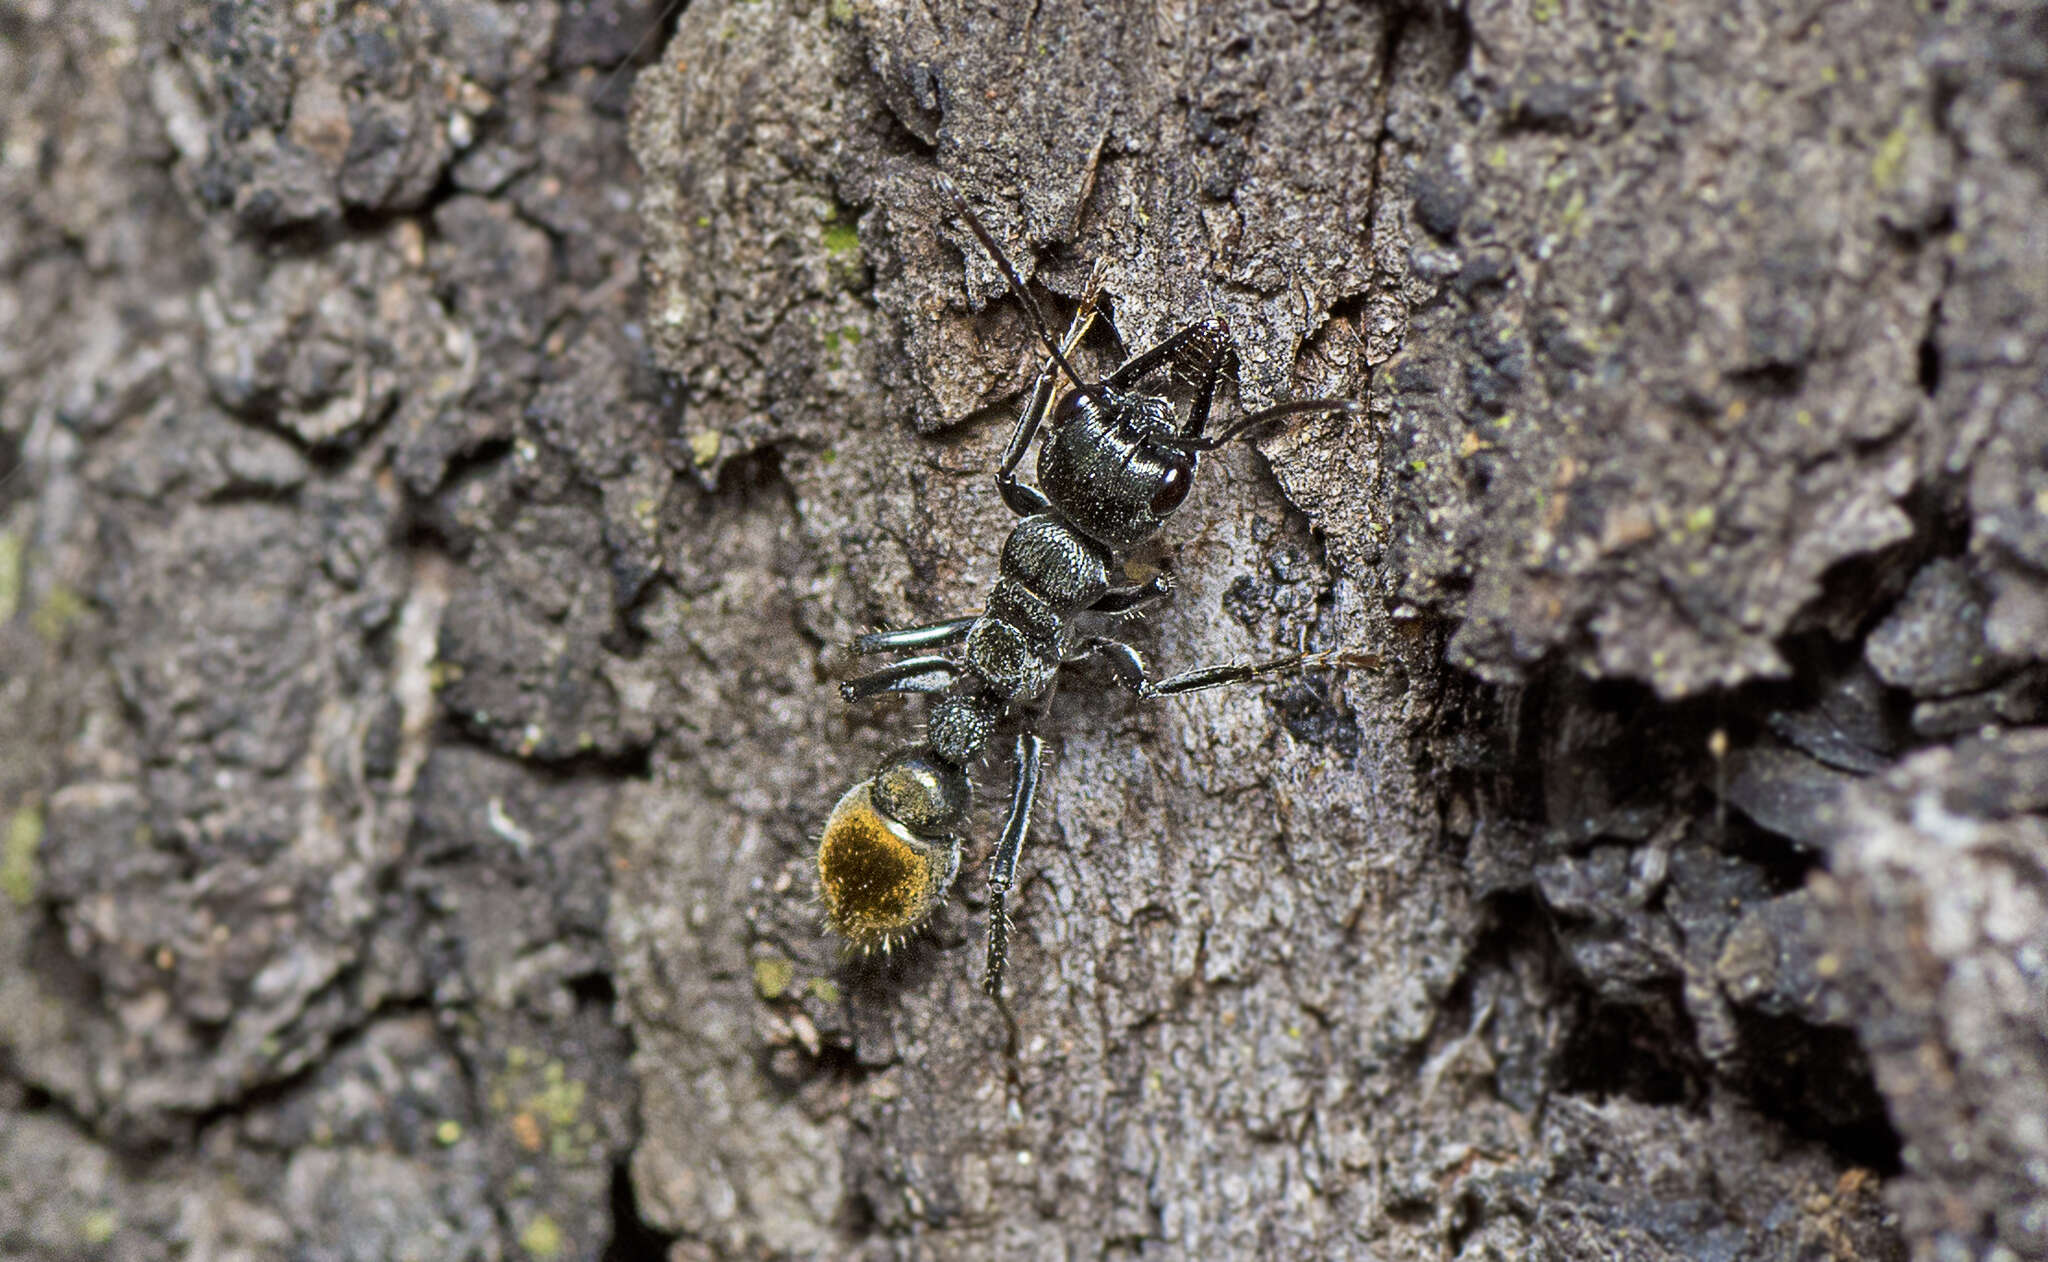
[{"xmin": 816, "ymin": 177, "xmax": 1366, "ymax": 997}]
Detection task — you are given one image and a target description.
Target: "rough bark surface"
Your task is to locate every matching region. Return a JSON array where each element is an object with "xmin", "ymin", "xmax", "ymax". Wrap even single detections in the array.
[{"xmin": 1, "ymin": 1, "xmax": 2044, "ymax": 1261}]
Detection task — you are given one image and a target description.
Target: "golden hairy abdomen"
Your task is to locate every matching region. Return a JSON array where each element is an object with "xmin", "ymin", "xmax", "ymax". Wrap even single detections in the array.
[{"xmin": 815, "ymin": 782, "xmax": 957, "ymax": 952}]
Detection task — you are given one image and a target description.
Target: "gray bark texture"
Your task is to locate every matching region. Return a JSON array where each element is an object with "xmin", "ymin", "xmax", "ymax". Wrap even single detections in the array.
[{"xmin": 1, "ymin": 0, "xmax": 2045, "ymax": 1260}]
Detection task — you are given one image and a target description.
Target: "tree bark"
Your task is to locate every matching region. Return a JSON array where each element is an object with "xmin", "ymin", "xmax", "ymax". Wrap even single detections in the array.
[{"xmin": 2, "ymin": 1, "xmax": 2044, "ymax": 1260}]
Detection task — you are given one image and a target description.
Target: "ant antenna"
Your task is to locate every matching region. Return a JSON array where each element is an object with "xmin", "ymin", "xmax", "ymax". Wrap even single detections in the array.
[
  {"xmin": 591, "ymin": 0, "xmax": 691, "ymax": 105},
  {"xmin": 1166, "ymin": 398, "xmax": 1364, "ymax": 451},
  {"xmin": 935, "ymin": 174, "xmax": 1106, "ymax": 404}
]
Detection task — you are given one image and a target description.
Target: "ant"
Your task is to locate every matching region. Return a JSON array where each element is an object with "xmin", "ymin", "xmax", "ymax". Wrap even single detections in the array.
[{"xmin": 816, "ymin": 176, "xmax": 1368, "ymax": 998}]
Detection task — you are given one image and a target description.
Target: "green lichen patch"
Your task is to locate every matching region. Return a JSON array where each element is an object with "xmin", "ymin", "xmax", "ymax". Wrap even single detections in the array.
[
  {"xmin": 821, "ymin": 220, "xmax": 860, "ymax": 259},
  {"xmin": 1, "ymin": 804, "xmax": 42, "ymax": 906},
  {"xmin": 753, "ymin": 955, "xmax": 794, "ymax": 999},
  {"xmin": 1871, "ymin": 107, "xmax": 1918, "ymax": 190},
  {"xmin": 0, "ymin": 530, "xmax": 21, "ymax": 624},
  {"xmin": 79, "ymin": 1208, "xmax": 118, "ymax": 1246},
  {"xmin": 518, "ymin": 1213, "xmax": 563, "ymax": 1259},
  {"xmin": 31, "ymin": 583, "xmax": 85, "ymax": 643}
]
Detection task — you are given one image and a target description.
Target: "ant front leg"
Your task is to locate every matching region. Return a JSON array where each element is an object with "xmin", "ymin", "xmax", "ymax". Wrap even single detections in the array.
[
  {"xmin": 984, "ymin": 730, "xmax": 1043, "ymax": 999},
  {"xmin": 995, "ymin": 292, "xmax": 1102, "ymax": 517},
  {"xmin": 994, "ymin": 361, "xmax": 1058, "ymax": 516},
  {"xmin": 1102, "ymin": 315, "xmax": 1231, "ymax": 396},
  {"xmin": 1178, "ymin": 320, "xmax": 1229, "ymax": 444}
]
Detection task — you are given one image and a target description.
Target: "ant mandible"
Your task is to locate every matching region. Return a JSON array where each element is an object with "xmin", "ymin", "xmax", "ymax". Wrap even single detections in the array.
[{"xmin": 816, "ymin": 175, "xmax": 1366, "ymax": 998}]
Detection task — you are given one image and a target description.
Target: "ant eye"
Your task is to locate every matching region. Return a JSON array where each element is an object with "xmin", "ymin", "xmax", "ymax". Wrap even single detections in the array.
[
  {"xmin": 1050, "ymin": 388, "xmax": 1090, "ymax": 428},
  {"xmin": 1149, "ymin": 459, "xmax": 1194, "ymax": 515}
]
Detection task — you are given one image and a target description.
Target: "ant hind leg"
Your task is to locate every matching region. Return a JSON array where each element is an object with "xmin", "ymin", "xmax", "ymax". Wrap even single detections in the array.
[
  {"xmin": 984, "ymin": 730, "xmax": 1044, "ymax": 999},
  {"xmin": 1080, "ymin": 637, "xmax": 1378, "ymax": 699}
]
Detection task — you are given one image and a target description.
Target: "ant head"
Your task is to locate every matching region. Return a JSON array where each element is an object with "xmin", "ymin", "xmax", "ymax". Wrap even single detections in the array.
[
  {"xmin": 815, "ymin": 749, "xmax": 968, "ymax": 952},
  {"xmin": 1038, "ymin": 385, "xmax": 1200, "ymax": 552}
]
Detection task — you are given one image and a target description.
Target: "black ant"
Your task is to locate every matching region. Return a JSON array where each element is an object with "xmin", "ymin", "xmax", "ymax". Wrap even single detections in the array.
[{"xmin": 816, "ymin": 176, "xmax": 1368, "ymax": 998}]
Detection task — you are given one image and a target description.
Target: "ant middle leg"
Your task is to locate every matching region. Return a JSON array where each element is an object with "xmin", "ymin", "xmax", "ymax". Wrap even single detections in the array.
[
  {"xmin": 853, "ymin": 616, "xmax": 979, "ymax": 656},
  {"xmin": 840, "ymin": 654, "xmax": 962, "ymax": 703},
  {"xmin": 1087, "ymin": 573, "xmax": 1176, "ymax": 617}
]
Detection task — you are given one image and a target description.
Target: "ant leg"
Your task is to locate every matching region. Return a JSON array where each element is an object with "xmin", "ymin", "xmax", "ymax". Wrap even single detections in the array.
[
  {"xmin": 840, "ymin": 655, "xmax": 961, "ymax": 703},
  {"xmin": 995, "ymin": 361, "xmax": 1058, "ymax": 516},
  {"xmin": 1087, "ymin": 572, "xmax": 1176, "ymax": 617},
  {"xmin": 996, "ymin": 294, "xmax": 1102, "ymax": 517},
  {"xmin": 984, "ymin": 730, "xmax": 1043, "ymax": 998},
  {"xmin": 1170, "ymin": 398, "xmax": 1366, "ymax": 453},
  {"xmin": 1103, "ymin": 315, "xmax": 1230, "ymax": 392},
  {"xmin": 854, "ymin": 616, "xmax": 979, "ymax": 656},
  {"xmin": 1081, "ymin": 637, "xmax": 1378, "ymax": 698},
  {"xmin": 1179, "ymin": 322, "xmax": 1229, "ymax": 444}
]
